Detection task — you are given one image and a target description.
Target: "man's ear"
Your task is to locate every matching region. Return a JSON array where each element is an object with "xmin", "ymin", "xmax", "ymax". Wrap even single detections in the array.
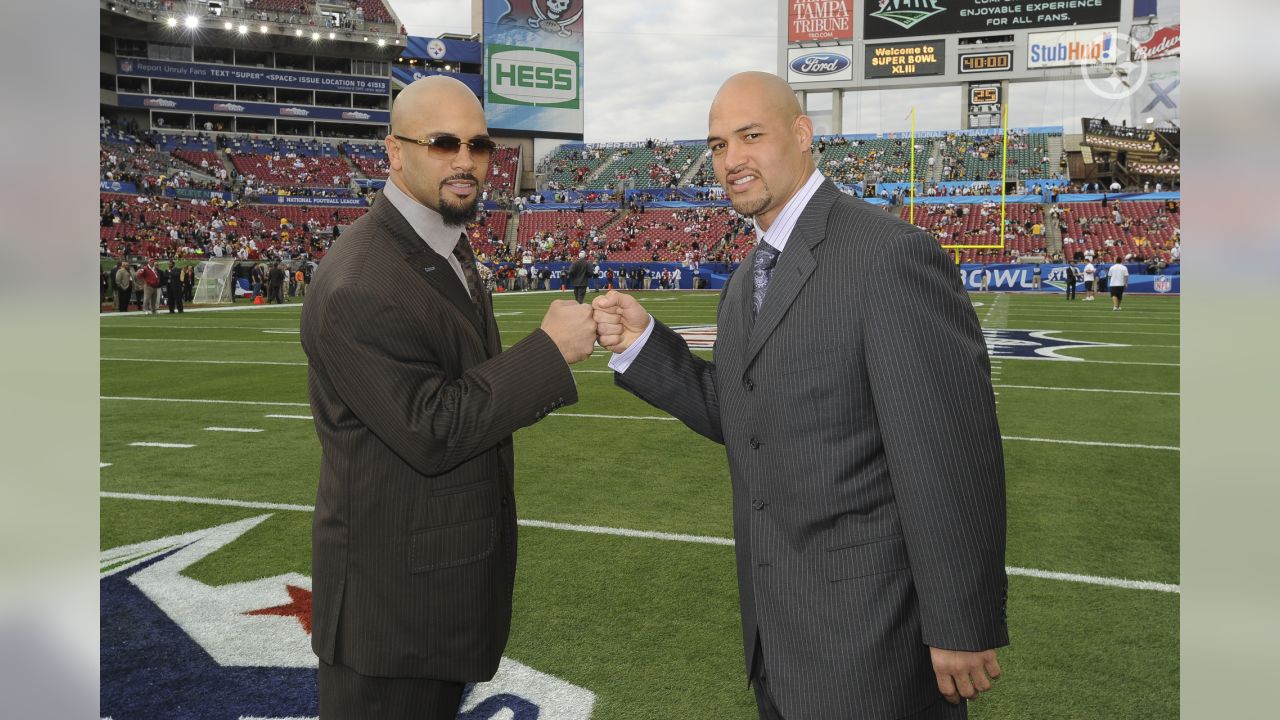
[
  {"xmin": 384, "ymin": 134, "xmax": 401, "ymax": 171},
  {"xmin": 794, "ymin": 114, "xmax": 815, "ymax": 153}
]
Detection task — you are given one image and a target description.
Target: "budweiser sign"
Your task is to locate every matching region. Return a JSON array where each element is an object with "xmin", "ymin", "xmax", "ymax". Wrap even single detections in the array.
[{"xmin": 1133, "ymin": 25, "xmax": 1180, "ymax": 62}]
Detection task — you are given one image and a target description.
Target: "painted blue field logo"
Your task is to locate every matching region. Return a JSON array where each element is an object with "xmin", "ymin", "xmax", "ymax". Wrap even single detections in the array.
[
  {"xmin": 984, "ymin": 329, "xmax": 1126, "ymax": 360},
  {"xmin": 101, "ymin": 515, "xmax": 596, "ymax": 719}
]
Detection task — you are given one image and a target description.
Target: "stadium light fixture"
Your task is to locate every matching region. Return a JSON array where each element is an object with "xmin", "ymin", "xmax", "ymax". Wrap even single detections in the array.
[
  {"xmin": 259, "ymin": 24, "xmax": 269, "ymax": 33},
  {"xmin": 238, "ymin": 24, "xmax": 249, "ymax": 35},
  {"xmin": 166, "ymin": 17, "xmax": 178, "ymax": 27},
  {"xmin": 184, "ymin": 15, "xmax": 199, "ymax": 29},
  {"xmin": 362, "ymin": 36, "xmax": 368, "ymax": 41},
  {"xmin": 377, "ymin": 38, "xmax": 386, "ymax": 47},
  {"xmin": 295, "ymin": 28, "xmax": 303, "ymax": 37},
  {"xmin": 311, "ymin": 31, "xmax": 320, "ymax": 41},
  {"xmin": 224, "ymin": 20, "xmax": 233, "ymax": 30},
  {"xmin": 328, "ymin": 32, "xmax": 336, "ymax": 40},
  {"xmin": 1145, "ymin": 116, "xmax": 1155, "ymax": 124}
]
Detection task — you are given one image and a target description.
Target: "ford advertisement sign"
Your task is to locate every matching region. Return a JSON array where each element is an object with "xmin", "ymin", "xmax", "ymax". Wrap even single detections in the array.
[{"xmin": 787, "ymin": 46, "xmax": 854, "ymax": 83}]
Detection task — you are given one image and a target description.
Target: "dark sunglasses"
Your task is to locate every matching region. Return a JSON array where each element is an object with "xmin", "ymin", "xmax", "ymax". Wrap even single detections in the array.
[{"xmin": 392, "ymin": 134, "xmax": 497, "ymax": 158}]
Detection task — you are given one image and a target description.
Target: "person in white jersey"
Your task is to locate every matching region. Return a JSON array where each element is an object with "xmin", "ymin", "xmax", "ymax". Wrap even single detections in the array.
[
  {"xmin": 1083, "ymin": 261, "xmax": 1097, "ymax": 301},
  {"xmin": 1108, "ymin": 261, "xmax": 1130, "ymax": 311}
]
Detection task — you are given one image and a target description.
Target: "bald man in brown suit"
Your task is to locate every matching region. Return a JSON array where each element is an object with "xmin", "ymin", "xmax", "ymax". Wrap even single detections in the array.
[{"xmin": 301, "ymin": 76, "xmax": 597, "ymax": 719}]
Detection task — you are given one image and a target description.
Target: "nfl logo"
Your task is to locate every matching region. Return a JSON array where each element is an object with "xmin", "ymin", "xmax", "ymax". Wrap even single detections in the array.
[
  {"xmin": 1154, "ymin": 275, "xmax": 1172, "ymax": 293},
  {"xmin": 120, "ymin": 60, "xmax": 133, "ymax": 73},
  {"xmin": 427, "ymin": 38, "xmax": 446, "ymax": 60}
]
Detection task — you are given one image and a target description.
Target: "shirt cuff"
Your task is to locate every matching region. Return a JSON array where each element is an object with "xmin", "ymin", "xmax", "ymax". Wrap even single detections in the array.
[{"xmin": 607, "ymin": 315, "xmax": 655, "ymax": 374}]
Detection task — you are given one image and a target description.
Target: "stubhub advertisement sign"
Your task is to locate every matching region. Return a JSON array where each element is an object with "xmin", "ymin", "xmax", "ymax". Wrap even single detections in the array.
[
  {"xmin": 1027, "ymin": 27, "xmax": 1119, "ymax": 69},
  {"xmin": 483, "ymin": 0, "xmax": 584, "ymax": 137},
  {"xmin": 787, "ymin": 46, "xmax": 854, "ymax": 83}
]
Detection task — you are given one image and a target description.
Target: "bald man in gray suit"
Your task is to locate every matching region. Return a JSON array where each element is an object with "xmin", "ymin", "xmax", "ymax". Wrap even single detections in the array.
[{"xmin": 594, "ymin": 72, "xmax": 1008, "ymax": 720}]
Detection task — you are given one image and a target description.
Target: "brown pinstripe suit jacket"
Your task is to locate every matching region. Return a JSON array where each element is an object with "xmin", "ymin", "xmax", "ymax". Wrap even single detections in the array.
[
  {"xmin": 617, "ymin": 181, "xmax": 1008, "ymax": 719},
  {"xmin": 300, "ymin": 194, "xmax": 577, "ymax": 681}
]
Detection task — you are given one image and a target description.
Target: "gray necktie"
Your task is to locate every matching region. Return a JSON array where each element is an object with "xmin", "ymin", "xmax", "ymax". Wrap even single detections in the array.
[{"xmin": 752, "ymin": 240, "xmax": 781, "ymax": 318}]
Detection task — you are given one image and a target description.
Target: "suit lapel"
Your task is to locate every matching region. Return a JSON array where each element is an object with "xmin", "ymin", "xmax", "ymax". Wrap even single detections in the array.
[
  {"xmin": 743, "ymin": 181, "xmax": 839, "ymax": 366},
  {"xmin": 481, "ymin": 286, "xmax": 501, "ymax": 357},
  {"xmin": 720, "ymin": 247, "xmax": 755, "ymax": 355},
  {"xmin": 372, "ymin": 196, "xmax": 486, "ymax": 340}
]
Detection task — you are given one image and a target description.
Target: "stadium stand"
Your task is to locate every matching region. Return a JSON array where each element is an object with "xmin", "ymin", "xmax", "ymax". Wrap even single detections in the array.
[
  {"xmin": 487, "ymin": 145, "xmax": 520, "ymax": 198},
  {"xmin": 907, "ymin": 202, "xmax": 1048, "ymax": 264},
  {"xmin": 1055, "ymin": 200, "xmax": 1180, "ymax": 263},
  {"xmin": 592, "ymin": 141, "xmax": 703, "ymax": 190},
  {"xmin": 815, "ymin": 136, "xmax": 932, "ymax": 184},
  {"xmin": 226, "ymin": 137, "xmax": 355, "ymax": 191},
  {"xmin": 342, "ymin": 142, "xmax": 390, "ymax": 179},
  {"xmin": 609, "ymin": 207, "xmax": 753, "ymax": 263},
  {"xmin": 99, "ymin": 112, "xmax": 1177, "ymax": 273},
  {"xmin": 516, "ymin": 209, "xmax": 619, "ymax": 260},
  {"xmin": 936, "ymin": 130, "xmax": 1054, "ymax": 182},
  {"xmin": 541, "ymin": 145, "xmax": 613, "ymax": 188}
]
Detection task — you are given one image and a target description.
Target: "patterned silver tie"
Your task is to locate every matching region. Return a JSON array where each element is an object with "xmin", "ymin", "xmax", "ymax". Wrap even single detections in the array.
[{"xmin": 752, "ymin": 240, "xmax": 780, "ymax": 318}]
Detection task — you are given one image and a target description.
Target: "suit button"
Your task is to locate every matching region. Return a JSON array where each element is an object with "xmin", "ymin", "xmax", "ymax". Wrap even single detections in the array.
[
  {"xmin": 501, "ymin": 496, "xmax": 509, "ymax": 507},
  {"xmin": 749, "ymin": 437, "xmax": 760, "ymax": 449},
  {"xmin": 743, "ymin": 376, "xmax": 754, "ymax": 391},
  {"xmin": 751, "ymin": 497, "xmax": 765, "ymax": 510}
]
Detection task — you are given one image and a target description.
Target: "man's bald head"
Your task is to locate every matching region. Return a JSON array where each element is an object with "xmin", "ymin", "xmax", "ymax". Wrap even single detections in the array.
[
  {"xmin": 390, "ymin": 75, "xmax": 485, "ymax": 138},
  {"xmin": 385, "ymin": 76, "xmax": 490, "ymax": 225},
  {"xmin": 706, "ymin": 72, "xmax": 815, "ymax": 230},
  {"xmin": 710, "ymin": 71, "xmax": 804, "ymax": 128}
]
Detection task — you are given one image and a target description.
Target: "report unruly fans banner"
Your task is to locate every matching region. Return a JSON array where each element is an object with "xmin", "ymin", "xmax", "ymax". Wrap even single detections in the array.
[{"xmin": 117, "ymin": 57, "xmax": 390, "ymax": 95}]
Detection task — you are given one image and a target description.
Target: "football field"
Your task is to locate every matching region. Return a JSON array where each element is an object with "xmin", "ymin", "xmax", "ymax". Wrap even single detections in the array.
[{"xmin": 100, "ymin": 289, "xmax": 1179, "ymax": 719}]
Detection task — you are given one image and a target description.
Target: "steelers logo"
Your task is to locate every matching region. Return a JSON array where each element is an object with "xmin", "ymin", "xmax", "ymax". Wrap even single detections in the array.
[{"xmin": 426, "ymin": 38, "xmax": 446, "ymax": 60}]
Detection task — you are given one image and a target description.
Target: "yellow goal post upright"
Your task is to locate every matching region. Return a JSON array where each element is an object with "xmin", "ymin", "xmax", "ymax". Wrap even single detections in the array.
[{"xmin": 909, "ymin": 103, "xmax": 1010, "ymax": 266}]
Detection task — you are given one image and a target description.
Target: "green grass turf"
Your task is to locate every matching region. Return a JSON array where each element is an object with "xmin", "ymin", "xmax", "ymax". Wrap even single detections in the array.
[{"xmin": 100, "ymin": 290, "xmax": 1179, "ymax": 718}]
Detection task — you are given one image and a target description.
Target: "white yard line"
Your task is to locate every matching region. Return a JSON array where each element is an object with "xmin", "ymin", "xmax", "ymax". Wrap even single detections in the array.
[
  {"xmin": 128, "ymin": 442, "xmax": 195, "ymax": 448},
  {"xmin": 204, "ymin": 427, "xmax": 264, "ymax": 433},
  {"xmin": 102, "ymin": 396, "xmax": 1173, "ymax": 448},
  {"xmin": 101, "ymin": 337, "xmax": 297, "ymax": 345},
  {"xmin": 1002, "ymin": 436, "xmax": 1178, "ymax": 451},
  {"xmin": 100, "ymin": 304, "xmax": 303, "ymax": 316},
  {"xmin": 98, "ymin": 491, "xmax": 1179, "ymax": 593},
  {"xmin": 993, "ymin": 384, "xmax": 1178, "ymax": 396},
  {"xmin": 265, "ymin": 414, "xmax": 313, "ymax": 420},
  {"xmin": 549, "ymin": 412, "xmax": 676, "ymax": 421},
  {"xmin": 102, "ymin": 396, "xmax": 310, "ymax": 408},
  {"xmin": 103, "ymin": 357, "xmax": 306, "ymax": 367},
  {"xmin": 97, "ymin": 324, "xmax": 304, "ymax": 330},
  {"xmin": 1005, "ymin": 566, "xmax": 1179, "ymax": 593}
]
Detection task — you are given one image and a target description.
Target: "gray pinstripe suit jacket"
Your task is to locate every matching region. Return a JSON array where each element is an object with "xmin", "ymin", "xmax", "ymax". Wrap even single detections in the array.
[
  {"xmin": 300, "ymin": 194, "xmax": 577, "ymax": 681},
  {"xmin": 617, "ymin": 180, "xmax": 1008, "ymax": 719}
]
